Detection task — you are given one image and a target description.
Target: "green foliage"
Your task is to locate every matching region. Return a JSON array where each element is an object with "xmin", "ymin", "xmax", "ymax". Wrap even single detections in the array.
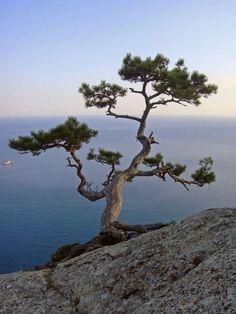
[
  {"xmin": 191, "ymin": 157, "xmax": 215, "ymax": 184},
  {"xmin": 165, "ymin": 162, "xmax": 187, "ymax": 176},
  {"xmin": 9, "ymin": 53, "xmax": 217, "ymax": 200},
  {"xmin": 144, "ymin": 154, "xmax": 187, "ymax": 176},
  {"xmin": 78, "ymin": 53, "xmax": 217, "ymax": 111},
  {"xmin": 79, "ymin": 80, "xmax": 127, "ymax": 109},
  {"xmin": 164, "ymin": 67, "xmax": 217, "ymax": 106},
  {"xmin": 9, "ymin": 117, "xmax": 98, "ymax": 155},
  {"xmin": 87, "ymin": 148, "xmax": 123, "ymax": 165},
  {"xmin": 143, "ymin": 153, "xmax": 163, "ymax": 167},
  {"xmin": 51, "ymin": 242, "xmax": 79, "ymax": 263},
  {"xmin": 118, "ymin": 53, "xmax": 217, "ymax": 106},
  {"xmin": 119, "ymin": 53, "xmax": 169, "ymax": 83}
]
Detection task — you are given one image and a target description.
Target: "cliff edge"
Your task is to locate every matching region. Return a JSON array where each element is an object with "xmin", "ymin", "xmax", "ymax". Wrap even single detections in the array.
[{"xmin": 0, "ymin": 207, "xmax": 235, "ymax": 313}]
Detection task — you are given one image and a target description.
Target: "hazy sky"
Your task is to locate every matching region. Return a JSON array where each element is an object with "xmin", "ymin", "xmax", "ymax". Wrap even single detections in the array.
[{"xmin": 0, "ymin": 0, "xmax": 235, "ymax": 117}]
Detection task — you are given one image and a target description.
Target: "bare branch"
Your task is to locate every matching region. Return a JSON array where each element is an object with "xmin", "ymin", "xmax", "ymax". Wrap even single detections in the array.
[
  {"xmin": 106, "ymin": 106, "xmax": 141, "ymax": 122},
  {"xmin": 134, "ymin": 166, "xmax": 204, "ymax": 192},
  {"xmin": 150, "ymin": 93, "xmax": 199, "ymax": 108},
  {"xmin": 69, "ymin": 150, "xmax": 105, "ymax": 201},
  {"xmin": 66, "ymin": 156, "xmax": 78, "ymax": 169},
  {"xmin": 129, "ymin": 87, "xmax": 143, "ymax": 94},
  {"xmin": 148, "ymin": 131, "xmax": 159, "ymax": 144},
  {"xmin": 107, "ymin": 164, "xmax": 115, "ymax": 183},
  {"xmin": 166, "ymin": 170, "xmax": 203, "ymax": 191},
  {"xmin": 135, "ymin": 169, "xmax": 161, "ymax": 177},
  {"xmin": 148, "ymin": 91, "xmax": 162, "ymax": 101},
  {"xmin": 103, "ymin": 164, "xmax": 116, "ymax": 186}
]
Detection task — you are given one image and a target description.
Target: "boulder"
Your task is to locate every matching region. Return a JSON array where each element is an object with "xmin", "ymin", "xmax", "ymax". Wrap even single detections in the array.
[{"xmin": 0, "ymin": 208, "xmax": 235, "ymax": 313}]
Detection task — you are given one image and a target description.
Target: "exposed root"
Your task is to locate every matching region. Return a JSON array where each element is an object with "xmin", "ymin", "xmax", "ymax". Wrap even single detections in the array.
[
  {"xmin": 55, "ymin": 221, "xmax": 169, "ymax": 264},
  {"xmin": 110, "ymin": 221, "xmax": 167, "ymax": 233}
]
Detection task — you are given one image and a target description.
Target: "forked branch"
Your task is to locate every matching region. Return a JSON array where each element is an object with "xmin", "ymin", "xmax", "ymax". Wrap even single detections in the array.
[
  {"xmin": 106, "ymin": 105, "xmax": 141, "ymax": 122},
  {"xmin": 68, "ymin": 151, "xmax": 105, "ymax": 201}
]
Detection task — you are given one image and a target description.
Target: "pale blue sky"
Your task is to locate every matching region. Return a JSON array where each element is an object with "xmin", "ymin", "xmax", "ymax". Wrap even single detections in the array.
[{"xmin": 0, "ymin": 0, "xmax": 235, "ymax": 116}]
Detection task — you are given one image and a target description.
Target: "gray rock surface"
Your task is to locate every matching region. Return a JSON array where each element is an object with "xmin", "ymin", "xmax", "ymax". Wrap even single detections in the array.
[{"xmin": 0, "ymin": 208, "xmax": 236, "ymax": 313}]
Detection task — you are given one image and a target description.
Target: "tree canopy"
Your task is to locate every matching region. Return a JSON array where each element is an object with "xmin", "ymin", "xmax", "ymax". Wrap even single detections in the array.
[
  {"xmin": 9, "ymin": 117, "xmax": 98, "ymax": 155},
  {"xmin": 9, "ymin": 53, "xmax": 217, "ymax": 243}
]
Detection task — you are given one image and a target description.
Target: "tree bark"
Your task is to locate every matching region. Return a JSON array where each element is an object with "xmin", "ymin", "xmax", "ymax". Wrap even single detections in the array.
[
  {"xmin": 101, "ymin": 173, "xmax": 128, "ymax": 228},
  {"xmin": 100, "ymin": 94, "xmax": 153, "ymax": 232},
  {"xmin": 101, "ymin": 141, "xmax": 152, "ymax": 231},
  {"xmin": 100, "ymin": 135, "xmax": 152, "ymax": 230}
]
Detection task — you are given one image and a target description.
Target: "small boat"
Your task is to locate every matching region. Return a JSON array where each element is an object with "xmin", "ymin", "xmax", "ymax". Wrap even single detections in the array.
[{"xmin": 2, "ymin": 160, "xmax": 16, "ymax": 165}]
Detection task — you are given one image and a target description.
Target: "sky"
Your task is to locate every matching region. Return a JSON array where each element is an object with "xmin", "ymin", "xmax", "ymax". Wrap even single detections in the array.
[{"xmin": 0, "ymin": 0, "xmax": 236, "ymax": 117}]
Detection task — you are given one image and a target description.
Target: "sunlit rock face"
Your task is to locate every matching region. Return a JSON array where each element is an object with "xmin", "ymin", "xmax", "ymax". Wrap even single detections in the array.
[{"xmin": 0, "ymin": 207, "xmax": 235, "ymax": 314}]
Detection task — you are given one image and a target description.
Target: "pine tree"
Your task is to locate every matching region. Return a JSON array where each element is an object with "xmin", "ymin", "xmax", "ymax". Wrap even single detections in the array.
[{"xmin": 9, "ymin": 54, "xmax": 217, "ymax": 258}]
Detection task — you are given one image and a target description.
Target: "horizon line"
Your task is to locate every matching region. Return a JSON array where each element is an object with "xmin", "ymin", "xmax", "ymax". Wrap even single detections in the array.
[{"xmin": 1, "ymin": 113, "xmax": 236, "ymax": 119}]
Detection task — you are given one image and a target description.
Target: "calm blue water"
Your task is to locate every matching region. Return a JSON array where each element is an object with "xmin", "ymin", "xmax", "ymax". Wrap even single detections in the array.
[{"xmin": 0, "ymin": 116, "xmax": 236, "ymax": 273}]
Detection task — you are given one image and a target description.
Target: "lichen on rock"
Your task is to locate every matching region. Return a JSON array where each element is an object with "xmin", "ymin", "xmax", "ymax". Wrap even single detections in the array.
[{"xmin": 0, "ymin": 208, "xmax": 235, "ymax": 313}]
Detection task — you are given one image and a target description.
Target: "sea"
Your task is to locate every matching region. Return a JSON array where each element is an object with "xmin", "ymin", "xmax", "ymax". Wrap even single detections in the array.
[{"xmin": 0, "ymin": 115, "xmax": 236, "ymax": 274}]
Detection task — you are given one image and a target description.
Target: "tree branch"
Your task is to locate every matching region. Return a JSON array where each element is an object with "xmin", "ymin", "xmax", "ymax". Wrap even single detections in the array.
[
  {"xmin": 135, "ymin": 169, "xmax": 160, "ymax": 177},
  {"xmin": 68, "ymin": 151, "xmax": 105, "ymax": 201},
  {"xmin": 106, "ymin": 106, "xmax": 141, "ymax": 122},
  {"xmin": 148, "ymin": 91, "xmax": 162, "ymax": 101},
  {"xmin": 148, "ymin": 131, "xmax": 159, "ymax": 144},
  {"xmin": 150, "ymin": 96, "xmax": 189, "ymax": 107},
  {"xmin": 129, "ymin": 87, "xmax": 143, "ymax": 95},
  {"xmin": 103, "ymin": 164, "xmax": 116, "ymax": 186},
  {"xmin": 134, "ymin": 166, "xmax": 204, "ymax": 191},
  {"xmin": 166, "ymin": 170, "xmax": 203, "ymax": 191},
  {"xmin": 151, "ymin": 90, "xmax": 203, "ymax": 108}
]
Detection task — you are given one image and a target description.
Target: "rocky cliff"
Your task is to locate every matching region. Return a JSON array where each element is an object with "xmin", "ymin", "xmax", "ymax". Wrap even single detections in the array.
[{"xmin": 0, "ymin": 208, "xmax": 235, "ymax": 313}]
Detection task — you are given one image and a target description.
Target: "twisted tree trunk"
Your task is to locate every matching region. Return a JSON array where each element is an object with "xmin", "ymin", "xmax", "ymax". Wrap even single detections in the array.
[
  {"xmin": 100, "ymin": 107, "xmax": 152, "ymax": 233},
  {"xmin": 101, "ymin": 173, "xmax": 128, "ymax": 228},
  {"xmin": 62, "ymin": 86, "xmax": 168, "ymax": 260}
]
